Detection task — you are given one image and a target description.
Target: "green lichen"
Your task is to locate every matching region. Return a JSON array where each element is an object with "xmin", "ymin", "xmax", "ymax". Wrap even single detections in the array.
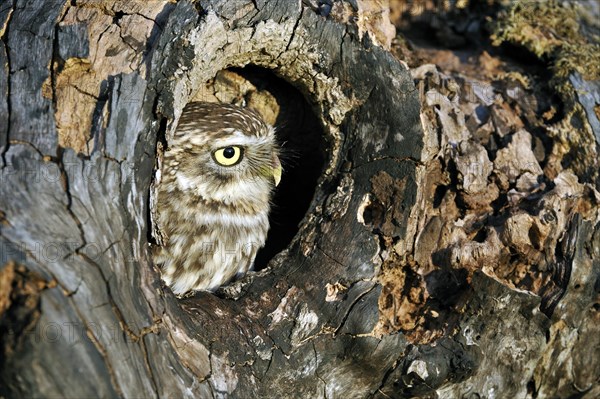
[{"xmin": 491, "ymin": 0, "xmax": 600, "ymax": 85}]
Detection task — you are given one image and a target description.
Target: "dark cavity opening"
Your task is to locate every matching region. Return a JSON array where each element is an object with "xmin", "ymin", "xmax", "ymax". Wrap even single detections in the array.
[{"xmin": 205, "ymin": 66, "xmax": 326, "ymax": 270}]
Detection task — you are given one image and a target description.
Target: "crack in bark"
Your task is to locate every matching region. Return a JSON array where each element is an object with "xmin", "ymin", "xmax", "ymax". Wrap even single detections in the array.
[
  {"xmin": 132, "ymin": 11, "xmax": 160, "ymax": 27},
  {"xmin": 282, "ymin": 5, "xmax": 302, "ymax": 56},
  {"xmin": 55, "ymin": 150, "xmax": 161, "ymax": 394},
  {"xmin": 100, "ymin": 232, "xmax": 127, "ymax": 256},
  {"xmin": 92, "ymin": 23, "xmax": 112, "ymax": 64},
  {"xmin": 6, "ymin": 139, "xmax": 45, "ymax": 157},
  {"xmin": 0, "ymin": 3, "xmax": 13, "ymax": 22},
  {"xmin": 139, "ymin": 334, "xmax": 160, "ymax": 399},
  {"xmin": 316, "ymin": 244, "xmax": 346, "ymax": 269},
  {"xmin": 369, "ymin": 345, "xmax": 408, "ymax": 399},
  {"xmin": 75, "ymin": 251, "xmax": 163, "ymax": 395},
  {"xmin": 70, "ymin": 83, "xmax": 101, "ymax": 100},
  {"xmin": 50, "ymin": 0, "xmax": 72, "ymax": 114},
  {"xmin": 57, "ymin": 151, "xmax": 87, "ymax": 254},
  {"xmin": 81, "ymin": 248, "xmax": 161, "ymax": 344},
  {"xmin": 0, "ymin": 0, "xmax": 16, "ymax": 167},
  {"xmin": 67, "ymin": 296, "xmax": 125, "ymax": 398},
  {"xmin": 333, "ymin": 283, "xmax": 377, "ymax": 336},
  {"xmin": 312, "ymin": 340, "xmax": 327, "ymax": 399},
  {"xmin": 113, "ymin": 17, "xmax": 137, "ymax": 54},
  {"xmin": 248, "ymin": 0, "xmax": 258, "ymax": 13},
  {"xmin": 8, "ymin": 194, "xmax": 129, "ymax": 399}
]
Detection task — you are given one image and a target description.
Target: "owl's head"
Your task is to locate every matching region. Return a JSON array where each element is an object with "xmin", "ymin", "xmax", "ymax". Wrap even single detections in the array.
[{"xmin": 163, "ymin": 102, "xmax": 281, "ymax": 204}]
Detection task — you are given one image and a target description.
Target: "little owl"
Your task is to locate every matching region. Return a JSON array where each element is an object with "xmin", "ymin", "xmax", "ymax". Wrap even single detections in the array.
[{"xmin": 154, "ymin": 102, "xmax": 281, "ymax": 296}]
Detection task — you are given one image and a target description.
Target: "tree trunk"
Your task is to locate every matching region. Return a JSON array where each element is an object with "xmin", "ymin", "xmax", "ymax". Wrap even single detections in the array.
[{"xmin": 1, "ymin": 1, "xmax": 598, "ymax": 398}]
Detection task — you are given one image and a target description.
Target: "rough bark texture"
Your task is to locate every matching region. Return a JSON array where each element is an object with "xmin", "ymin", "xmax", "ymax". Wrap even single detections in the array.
[{"xmin": 0, "ymin": 1, "xmax": 598, "ymax": 398}]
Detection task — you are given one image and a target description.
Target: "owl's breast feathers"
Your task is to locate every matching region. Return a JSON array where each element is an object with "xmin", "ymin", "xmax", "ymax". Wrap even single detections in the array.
[{"xmin": 155, "ymin": 183, "xmax": 270, "ymax": 295}]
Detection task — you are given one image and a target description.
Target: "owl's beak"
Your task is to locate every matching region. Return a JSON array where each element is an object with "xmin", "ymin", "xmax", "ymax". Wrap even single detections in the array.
[{"xmin": 272, "ymin": 153, "xmax": 282, "ymax": 187}]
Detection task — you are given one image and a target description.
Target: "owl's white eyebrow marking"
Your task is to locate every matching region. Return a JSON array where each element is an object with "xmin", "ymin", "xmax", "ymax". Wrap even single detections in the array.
[
  {"xmin": 211, "ymin": 135, "xmax": 272, "ymax": 148},
  {"xmin": 209, "ymin": 129, "xmax": 274, "ymax": 148}
]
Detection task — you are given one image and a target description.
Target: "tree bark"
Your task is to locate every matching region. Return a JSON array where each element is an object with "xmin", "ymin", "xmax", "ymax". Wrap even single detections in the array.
[{"xmin": 0, "ymin": 1, "xmax": 598, "ymax": 398}]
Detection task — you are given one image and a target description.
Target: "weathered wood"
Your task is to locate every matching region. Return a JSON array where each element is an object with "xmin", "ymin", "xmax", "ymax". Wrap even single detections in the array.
[
  {"xmin": 0, "ymin": 2, "xmax": 9, "ymax": 156},
  {"xmin": 0, "ymin": 1, "xmax": 598, "ymax": 398}
]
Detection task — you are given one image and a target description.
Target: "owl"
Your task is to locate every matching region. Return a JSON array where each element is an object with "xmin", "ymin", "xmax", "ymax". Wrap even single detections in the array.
[{"xmin": 154, "ymin": 102, "xmax": 281, "ymax": 296}]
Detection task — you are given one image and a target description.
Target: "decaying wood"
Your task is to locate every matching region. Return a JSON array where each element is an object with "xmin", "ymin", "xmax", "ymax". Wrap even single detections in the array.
[{"xmin": 0, "ymin": 1, "xmax": 598, "ymax": 398}]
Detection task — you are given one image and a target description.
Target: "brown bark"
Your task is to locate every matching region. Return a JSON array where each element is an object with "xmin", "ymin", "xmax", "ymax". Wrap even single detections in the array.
[{"xmin": 0, "ymin": 1, "xmax": 598, "ymax": 398}]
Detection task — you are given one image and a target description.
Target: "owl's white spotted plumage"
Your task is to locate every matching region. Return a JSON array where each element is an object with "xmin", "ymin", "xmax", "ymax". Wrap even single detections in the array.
[{"xmin": 154, "ymin": 102, "xmax": 281, "ymax": 296}]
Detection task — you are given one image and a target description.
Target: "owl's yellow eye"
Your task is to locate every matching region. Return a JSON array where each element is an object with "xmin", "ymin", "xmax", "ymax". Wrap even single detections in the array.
[{"xmin": 212, "ymin": 146, "xmax": 243, "ymax": 166}]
